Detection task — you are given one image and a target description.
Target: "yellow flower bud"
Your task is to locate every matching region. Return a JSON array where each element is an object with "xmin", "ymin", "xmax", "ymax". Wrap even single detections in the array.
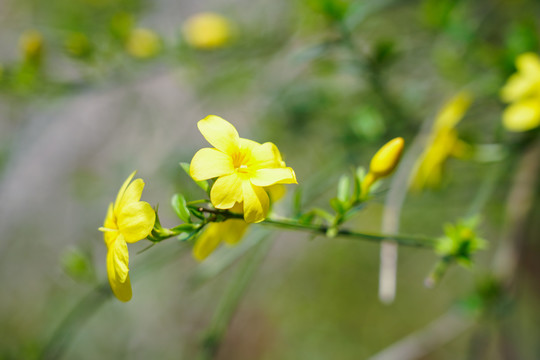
[
  {"xmin": 126, "ymin": 28, "xmax": 161, "ymax": 59},
  {"xmin": 182, "ymin": 13, "xmax": 232, "ymax": 50},
  {"xmin": 369, "ymin": 137, "xmax": 405, "ymax": 178},
  {"xmin": 19, "ymin": 30, "xmax": 44, "ymax": 64},
  {"xmin": 361, "ymin": 137, "xmax": 405, "ymax": 198}
]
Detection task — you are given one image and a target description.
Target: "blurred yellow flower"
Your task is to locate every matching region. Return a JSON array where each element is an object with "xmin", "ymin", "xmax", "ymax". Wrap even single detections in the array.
[
  {"xmin": 411, "ymin": 92, "xmax": 472, "ymax": 191},
  {"xmin": 98, "ymin": 172, "xmax": 155, "ymax": 302},
  {"xmin": 361, "ymin": 137, "xmax": 405, "ymax": 198},
  {"xmin": 126, "ymin": 28, "xmax": 161, "ymax": 59},
  {"xmin": 182, "ymin": 13, "xmax": 232, "ymax": 49},
  {"xmin": 19, "ymin": 30, "xmax": 44, "ymax": 64},
  {"xmin": 500, "ymin": 52, "xmax": 540, "ymax": 132},
  {"xmin": 193, "ymin": 184, "xmax": 286, "ymax": 261},
  {"xmin": 193, "ymin": 204, "xmax": 248, "ymax": 261},
  {"xmin": 190, "ymin": 115, "xmax": 296, "ymax": 223}
]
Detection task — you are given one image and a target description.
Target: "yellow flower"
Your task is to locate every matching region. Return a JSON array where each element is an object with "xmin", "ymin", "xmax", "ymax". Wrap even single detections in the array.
[
  {"xmin": 500, "ymin": 53, "xmax": 540, "ymax": 132},
  {"xmin": 98, "ymin": 172, "xmax": 155, "ymax": 302},
  {"xmin": 182, "ymin": 13, "xmax": 232, "ymax": 50},
  {"xmin": 411, "ymin": 92, "xmax": 472, "ymax": 190},
  {"xmin": 190, "ymin": 115, "xmax": 297, "ymax": 223},
  {"xmin": 126, "ymin": 28, "xmax": 161, "ymax": 59},
  {"xmin": 19, "ymin": 30, "xmax": 44, "ymax": 64},
  {"xmin": 361, "ymin": 137, "xmax": 405, "ymax": 198}
]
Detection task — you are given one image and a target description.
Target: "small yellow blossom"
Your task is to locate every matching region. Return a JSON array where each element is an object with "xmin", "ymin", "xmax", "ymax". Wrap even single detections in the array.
[
  {"xmin": 98, "ymin": 172, "xmax": 155, "ymax": 302},
  {"xmin": 182, "ymin": 13, "xmax": 232, "ymax": 50},
  {"xmin": 126, "ymin": 28, "xmax": 161, "ymax": 59},
  {"xmin": 500, "ymin": 52, "xmax": 540, "ymax": 132},
  {"xmin": 19, "ymin": 30, "xmax": 44, "ymax": 64},
  {"xmin": 190, "ymin": 115, "xmax": 297, "ymax": 223},
  {"xmin": 411, "ymin": 92, "xmax": 472, "ymax": 190},
  {"xmin": 361, "ymin": 137, "xmax": 405, "ymax": 197}
]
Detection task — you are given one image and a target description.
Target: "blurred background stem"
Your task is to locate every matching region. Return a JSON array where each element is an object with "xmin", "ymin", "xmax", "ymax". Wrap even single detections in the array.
[{"xmin": 198, "ymin": 238, "xmax": 272, "ymax": 360}]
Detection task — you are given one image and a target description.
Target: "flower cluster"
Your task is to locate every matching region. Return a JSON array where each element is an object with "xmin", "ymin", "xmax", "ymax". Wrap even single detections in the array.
[{"xmin": 190, "ymin": 115, "xmax": 297, "ymax": 223}]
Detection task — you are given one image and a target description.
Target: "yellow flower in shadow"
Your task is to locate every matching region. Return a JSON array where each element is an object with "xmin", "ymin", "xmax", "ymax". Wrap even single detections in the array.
[
  {"xmin": 193, "ymin": 204, "xmax": 248, "ymax": 261},
  {"xmin": 190, "ymin": 115, "xmax": 297, "ymax": 223},
  {"xmin": 182, "ymin": 13, "xmax": 232, "ymax": 50},
  {"xmin": 411, "ymin": 92, "xmax": 472, "ymax": 191},
  {"xmin": 99, "ymin": 172, "xmax": 155, "ymax": 301},
  {"xmin": 501, "ymin": 53, "xmax": 540, "ymax": 132},
  {"xmin": 192, "ymin": 184, "xmax": 286, "ymax": 261}
]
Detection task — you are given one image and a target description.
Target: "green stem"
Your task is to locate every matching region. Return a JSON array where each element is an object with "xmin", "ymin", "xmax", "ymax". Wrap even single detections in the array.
[
  {"xmin": 199, "ymin": 238, "xmax": 271, "ymax": 360},
  {"xmin": 260, "ymin": 217, "xmax": 436, "ymax": 248},
  {"xmin": 153, "ymin": 207, "xmax": 437, "ymax": 248}
]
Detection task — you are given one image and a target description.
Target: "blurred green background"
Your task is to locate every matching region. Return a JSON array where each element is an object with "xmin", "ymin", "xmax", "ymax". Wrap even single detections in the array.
[{"xmin": 1, "ymin": 0, "xmax": 540, "ymax": 359}]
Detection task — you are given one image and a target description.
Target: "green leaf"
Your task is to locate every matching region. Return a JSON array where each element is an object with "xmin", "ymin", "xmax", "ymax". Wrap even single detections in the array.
[
  {"xmin": 330, "ymin": 197, "xmax": 345, "ymax": 214},
  {"xmin": 180, "ymin": 162, "xmax": 209, "ymax": 193},
  {"xmin": 171, "ymin": 193, "xmax": 191, "ymax": 223},
  {"xmin": 337, "ymin": 174, "xmax": 351, "ymax": 203}
]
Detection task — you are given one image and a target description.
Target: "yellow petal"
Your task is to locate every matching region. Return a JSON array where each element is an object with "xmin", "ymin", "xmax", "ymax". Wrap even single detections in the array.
[
  {"xmin": 502, "ymin": 99, "xmax": 540, "ymax": 132},
  {"xmin": 501, "ymin": 53, "xmax": 540, "ymax": 102},
  {"xmin": 266, "ymin": 184, "xmax": 286, "ymax": 202},
  {"xmin": 242, "ymin": 181, "xmax": 269, "ymax": 223},
  {"xmin": 197, "ymin": 115, "xmax": 239, "ymax": 154},
  {"xmin": 250, "ymin": 167, "xmax": 297, "ymax": 187},
  {"xmin": 103, "ymin": 229, "xmax": 119, "ymax": 249},
  {"xmin": 192, "ymin": 223, "xmax": 224, "ymax": 261},
  {"xmin": 501, "ymin": 73, "xmax": 537, "ymax": 103},
  {"xmin": 210, "ymin": 173, "xmax": 243, "ymax": 209},
  {"xmin": 239, "ymin": 138, "xmax": 261, "ymax": 152},
  {"xmin": 221, "ymin": 219, "xmax": 249, "ymax": 245},
  {"xmin": 117, "ymin": 178, "xmax": 145, "ymax": 211},
  {"xmin": 434, "ymin": 92, "xmax": 472, "ymax": 130},
  {"xmin": 516, "ymin": 52, "xmax": 540, "ymax": 75},
  {"xmin": 112, "ymin": 235, "xmax": 130, "ymax": 283},
  {"xmin": 183, "ymin": 13, "xmax": 232, "ymax": 50},
  {"xmin": 117, "ymin": 201, "xmax": 155, "ymax": 243},
  {"xmin": 104, "ymin": 202, "xmax": 116, "ymax": 229},
  {"xmin": 106, "ymin": 240, "xmax": 132, "ymax": 302},
  {"xmin": 250, "ymin": 142, "xmax": 283, "ymax": 169},
  {"xmin": 190, "ymin": 147, "xmax": 234, "ymax": 181},
  {"xmin": 114, "ymin": 171, "xmax": 137, "ymax": 212}
]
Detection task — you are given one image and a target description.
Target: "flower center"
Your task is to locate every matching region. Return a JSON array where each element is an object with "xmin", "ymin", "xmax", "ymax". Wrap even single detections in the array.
[{"xmin": 232, "ymin": 150, "xmax": 252, "ymax": 174}]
